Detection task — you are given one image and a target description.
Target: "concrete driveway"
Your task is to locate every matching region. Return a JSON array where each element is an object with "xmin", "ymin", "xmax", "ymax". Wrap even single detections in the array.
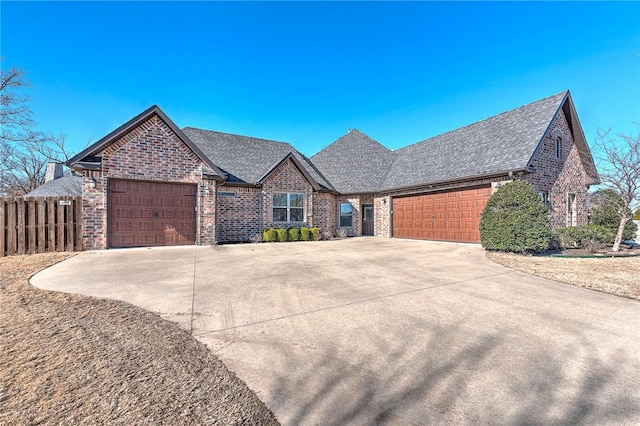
[{"xmin": 32, "ymin": 238, "xmax": 639, "ymax": 425}]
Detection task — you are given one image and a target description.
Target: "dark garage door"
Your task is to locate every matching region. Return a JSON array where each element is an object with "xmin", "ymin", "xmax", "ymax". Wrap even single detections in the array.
[
  {"xmin": 392, "ymin": 186, "xmax": 492, "ymax": 243},
  {"xmin": 109, "ymin": 179, "xmax": 197, "ymax": 248}
]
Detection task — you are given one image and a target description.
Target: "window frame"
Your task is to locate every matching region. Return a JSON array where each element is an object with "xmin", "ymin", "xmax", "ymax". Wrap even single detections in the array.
[
  {"xmin": 339, "ymin": 202, "xmax": 354, "ymax": 227},
  {"xmin": 555, "ymin": 137, "xmax": 562, "ymax": 159},
  {"xmin": 272, "ymin": 192, "xmax": 305, "ymax": 223},
  {"xmin": 538, "ymin": 191, "xmax": 549, "ymax": 207}
]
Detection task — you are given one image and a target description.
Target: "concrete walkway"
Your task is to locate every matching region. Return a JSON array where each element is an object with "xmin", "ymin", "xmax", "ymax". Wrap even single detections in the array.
[{"xmin": 32, "ymin": 238, "xmax": 640, "ymax": 425}]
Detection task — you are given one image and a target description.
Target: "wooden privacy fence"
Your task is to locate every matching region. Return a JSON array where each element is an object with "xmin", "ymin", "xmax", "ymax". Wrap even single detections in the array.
[{"xmin": 1, "ymin": 196, "xmax": 83, "ymax": 257}]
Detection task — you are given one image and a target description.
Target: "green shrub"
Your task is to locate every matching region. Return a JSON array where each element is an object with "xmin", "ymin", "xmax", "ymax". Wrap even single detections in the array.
[
  {"xmin": 276, "ymin": 228, "xmax": 288, "ymax": 242},
  {"xmin": 300, "ymin": 227, "xmax": 311, "ymax": 241},
  {"xmin": 555, "ymin": 225, "xmax": 597, "ymax": 249},
  {"xmin": 479, "ymin": 180, "xmax": 553, "ymax": 253},
  {"xmin": 310, "ymin": 227, "xmax": 322, "ymax": 241},
  {"xmin": 589, "ymin": 189, "xmax": 637, "ymax": 240},
  {"xmin": 288, "ymin": 227, "xmax": 300, "ymax": 241},
  {"xmin": 262, "ymin": 228, "xmax": 276, "ymax": 243}
]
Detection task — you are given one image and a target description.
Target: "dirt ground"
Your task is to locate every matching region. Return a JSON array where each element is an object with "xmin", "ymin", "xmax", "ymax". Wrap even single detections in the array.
[
  {"xmin": 486, "ymin": 252, "xmax": 640, "ymax": 300},
  {"xmin": 0, "ymin": 253, "xmax": 278, "ymax": 425}
]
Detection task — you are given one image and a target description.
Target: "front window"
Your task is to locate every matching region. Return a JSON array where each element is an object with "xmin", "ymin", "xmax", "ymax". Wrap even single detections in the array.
[
  {"xmin": 273, "ymin": 193, "xmax": 304, "ymax": 222},
  {"xmin": 555, "ymin": 137, "xmax": 562, "ymax": 158},
  {"xmin": 340, "ymin": 202, "xmax": 353, "ymax": 227}
]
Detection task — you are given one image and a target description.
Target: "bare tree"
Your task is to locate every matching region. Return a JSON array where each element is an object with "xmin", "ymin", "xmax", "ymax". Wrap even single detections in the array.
[
  {"xmin": 594, "ymin": 126, "xmax": 640, "ymax": 251},
  {"xmin": 1, "ymin": 63, "xmax": 72, "ymax": 195}
]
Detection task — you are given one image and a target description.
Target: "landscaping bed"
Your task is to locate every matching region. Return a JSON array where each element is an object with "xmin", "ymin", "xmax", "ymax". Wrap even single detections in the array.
[
  {"xmin": 0, "ymin": 253, "xmax": 279, "ymax": 425},
  {"xmin": 486, "ymin": 251, "xmax": 640, "ymax": 300}
]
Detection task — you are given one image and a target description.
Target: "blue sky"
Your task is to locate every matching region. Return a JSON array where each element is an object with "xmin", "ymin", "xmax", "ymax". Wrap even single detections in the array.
[{"xmin": 1, "ymin": 1, "xmax": 638, "ymax": 158}]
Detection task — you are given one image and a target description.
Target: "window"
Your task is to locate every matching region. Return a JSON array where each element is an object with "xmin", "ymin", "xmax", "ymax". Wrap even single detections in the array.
[
  {"xmin": 566, "ymin": 193, "xmax": 577, "ymax": 226},
  {"xmin": 555, "ymin": 137, "xmax": 562, "ymax": 158},
  {"xmin": 273, "ymin": 193, "xmax": 304, "ymax": 222},
  {"xmin": 538, "ymin": 191, "xmax": 549, "ymax": 207},
  {"xmin": 340, "ymin": 202, "xmax": 353, "ymax": 227}
]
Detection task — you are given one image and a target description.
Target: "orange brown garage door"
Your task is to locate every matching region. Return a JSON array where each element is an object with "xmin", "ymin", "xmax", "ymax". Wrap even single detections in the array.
[
  {"xmin": 392, "ymin": 186, "xmax": 492, "ymax": 243},
  {"xmin": 108, "ymin": 179, "xmax": 197, "ymax": 248}
]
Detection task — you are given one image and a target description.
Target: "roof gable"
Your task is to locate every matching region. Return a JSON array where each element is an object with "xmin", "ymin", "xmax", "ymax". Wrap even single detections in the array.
[
  {"xmin": 66, "ymin": 106, "xmax": 224, "ymax": 180},
  {"xmin": 311, "ymin": 129, "xmax": 397, "ymax": 194},
  {"xmin": 182, "ymin": 127, "xmax": 333, "ymax": 189},
  {"xmin": 258, "ymin": 153, "xmax": 322, "ymax": 191}
]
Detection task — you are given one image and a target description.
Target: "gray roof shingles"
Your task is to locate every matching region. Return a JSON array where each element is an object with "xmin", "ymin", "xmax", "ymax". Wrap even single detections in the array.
[
  {"xmin": 381, "ymin": 91, "xmax": 567, "ymax": 190},
  {"xmin": 25, "ymin": 176, "xmax": 82, "ymax": 197},
  {"xmin": 310, "ymin": 91, "xmax": 568, "ymax": 193},
  {"xmin": 182, "ymin": 128, "xmax": 333, "ymax": 190},
  {"xmin": 310, "ymin": 130, "xmax": 397, "ymax": 194}
]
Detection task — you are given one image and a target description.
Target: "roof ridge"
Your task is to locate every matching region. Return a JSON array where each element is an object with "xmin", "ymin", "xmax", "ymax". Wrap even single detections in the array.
[{"xmin": 182, "ymin": 126, "xmax": 293, "ymax": 147}]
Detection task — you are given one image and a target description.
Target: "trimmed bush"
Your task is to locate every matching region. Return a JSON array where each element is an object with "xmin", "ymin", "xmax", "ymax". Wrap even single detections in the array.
[
  {"xmin": 300, "ymin": 227, "xmax": 311, "ymax": 241},
  {"xmin": 310, "ymin": 227, "xmax": 322, "ymax": 241},
  {"xmin": 288, "ymin": 228, "xmax": 300, "ymax": 241},
  {"xmin": 276, "ymin": 228, "xmax": 288, "ymax": 242},
  {"xmin": 262, "ymin": 228, "xmax": 276, "ymax": 243},
  {"xmin": 479, "ymin": 180, "xmax": 553, "ymax": 253}
]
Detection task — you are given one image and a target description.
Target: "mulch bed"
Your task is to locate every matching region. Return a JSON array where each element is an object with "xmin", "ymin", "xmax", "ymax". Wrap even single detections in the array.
[{"xmin": 0, "ymin": 253, "xmax": 279, "ymax": 425}]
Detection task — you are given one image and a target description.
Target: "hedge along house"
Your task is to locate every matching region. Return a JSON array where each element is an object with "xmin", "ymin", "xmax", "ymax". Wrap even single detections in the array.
[{"xmin": 67, "ymin": 90, "xmax": 598, "ymax": 249}]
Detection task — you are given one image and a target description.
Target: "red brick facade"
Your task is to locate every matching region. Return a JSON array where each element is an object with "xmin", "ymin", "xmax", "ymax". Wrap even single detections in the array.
[
  {"xmin": 523, "ymin": 109, "xmax": 589, "ymax": 227},
  {"xmin": 80, "ymin": 114, "xmax": 216, "ymax": 249},
  {"xmin": 77, "ymin": 97, "xmax": 595, "ymax": 248}
]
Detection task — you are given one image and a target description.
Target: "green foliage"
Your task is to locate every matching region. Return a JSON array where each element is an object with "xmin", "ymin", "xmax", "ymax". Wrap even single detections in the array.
[
  {"xmin": 288, "ymin": 227, "xmax": 300, "ymax": 241},
  {"xmin": 262, "ymin": 228, "xmax": 276, "ymax": 243},
  {"xmin": 590, "ymin": 189, "xmax": 637, "ymax": 240},
  {"xmin": 479, "ymin": 180, "xmax": 553, "ymax": 253},
  {"xmin": 310, "ymin": 227, "xmax": 322, "ymax": 241},
  {"xmin": 300, "ymin": 227, "xmax": 311, "ymax": 241},
  {"xmin": 276, "ymin": 228, "xmax": 288, "ymax": 242}
]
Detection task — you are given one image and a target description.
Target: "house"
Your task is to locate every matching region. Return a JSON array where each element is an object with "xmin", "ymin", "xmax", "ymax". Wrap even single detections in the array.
[
  {"xmin": 25, "ymin": 162, "xmax": 82, "ymax": 197},
  {"xmin": 66, "ymin": 90, "xmax": 599, "ymax": 249}
]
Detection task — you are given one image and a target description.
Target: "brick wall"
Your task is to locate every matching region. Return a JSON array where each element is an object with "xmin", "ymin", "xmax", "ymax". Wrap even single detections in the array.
[
  {"xmin": 312, "ymin": 192, "xmax": 337, "ymax": 236},
  {"xmin": 261, "ymin": 158, "xmax": 314, "ymax": 230},
  {"xmin": 82, "ymin": 113, "xmax": 216, "ymax": 249},
  {"xmin": 216, "ymin": 186, "xmax": 261, "ymax": 242},
  {"xmin": 523, "ymin": 110, "xmax": 590, "ymax": 227},
  {"xmin": 374, "ymin": 195, "xmax": 391, "ymax": 237}
]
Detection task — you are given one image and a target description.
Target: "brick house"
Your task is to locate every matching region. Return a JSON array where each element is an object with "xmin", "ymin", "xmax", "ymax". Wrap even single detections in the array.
[{"xmin": 67, "ymin": 90, "xmax": 599, "ymax": 249}]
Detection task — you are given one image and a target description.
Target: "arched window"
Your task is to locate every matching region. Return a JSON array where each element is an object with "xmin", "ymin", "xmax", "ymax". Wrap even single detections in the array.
[{"xmin": 555, "ymin": 137, "xmax": 562, "ymax": 158}]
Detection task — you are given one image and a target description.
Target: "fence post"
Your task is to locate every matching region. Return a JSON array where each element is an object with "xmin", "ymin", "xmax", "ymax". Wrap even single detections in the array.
[
  {"xmin": 38, "ymin": 200, "xmax": 46, "ymax": 253},
  {"xmin": 0, "ymin": 199, "xmax": 5, "ymax": 257},
  {"xmin": 17, "ymin": 199, "xmax": 26, "ymax": 255},
  {"xmin": 28, "ymin": 198, "xmax": 36, "ymax": 254},
  {"xmin": 57, "ymin": 200, "xmax": 65, "ymax": 252},
  {"xmin": 47, "ymin": 198, "xmax": 56, "ymax": 252},
  {"xmin": 74, "ymin": 196, "xmax": 83, "ymax": 251},
  {"xmin": 7, "ymin": 198, "xmax": 16, "ymax": 256}
]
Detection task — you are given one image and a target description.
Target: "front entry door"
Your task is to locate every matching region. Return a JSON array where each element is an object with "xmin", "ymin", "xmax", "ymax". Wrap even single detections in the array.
[{"xmin": 362, "ymin": 204, "xmax": 374, "ymax": 236}]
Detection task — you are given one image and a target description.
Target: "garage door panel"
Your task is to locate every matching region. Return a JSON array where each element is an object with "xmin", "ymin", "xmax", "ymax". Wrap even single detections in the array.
[
  {"xmin": 393, "ymin": 186, "xmax": 491, "ymax": 243},
  {"xmin": 109, "ymin": 179, "xmax": 196, "ymax": 248}
]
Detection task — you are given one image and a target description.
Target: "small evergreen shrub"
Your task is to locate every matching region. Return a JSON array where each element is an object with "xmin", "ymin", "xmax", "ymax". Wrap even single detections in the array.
[
  {"xmin": 310, "ymin": 227, "xmax": 322, "ymax": 241},
  {"xmin": 288, "ymin": 227, "xmax": 300, "ymax": 241},
  {"xmin": 479, "ymin": 180, "xmax": 553, "ymax": 253},
  {"xmin": 262, "ymin": 228, "xmax": 277, "ymax": 243},
  {"xmin": 300, "ymin": 227, "xmax": 311, "ymax": 241},
  {"xmin": 276, "ymin": 228, "xmax": 288, "ymax": 242}
]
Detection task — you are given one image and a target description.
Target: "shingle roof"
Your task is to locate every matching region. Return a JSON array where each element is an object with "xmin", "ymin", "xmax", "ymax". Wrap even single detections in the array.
[
  {"xmin": 182, "ymin": 128, "xmax": 333, "ymax": 189},
  {"xmin": 310, "ymin": 130, "xmax": 397, "ymax": 193},
  {"xmin": 25, "ymin": 176, "xmax": 82, "ymax": 197},
  {"xmin": 381, "ymin": 91, "xmax": 568, "ymax": 190}
]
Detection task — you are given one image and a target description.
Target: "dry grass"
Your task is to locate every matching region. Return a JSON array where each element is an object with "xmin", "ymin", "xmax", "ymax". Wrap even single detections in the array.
[
  {"xmin": 0, "ymin": 253, "xmax": 279, "ymax": 425},
  {"xmin": 486, "ymin": 252, "xmax": 640, "ymax": 300}
]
